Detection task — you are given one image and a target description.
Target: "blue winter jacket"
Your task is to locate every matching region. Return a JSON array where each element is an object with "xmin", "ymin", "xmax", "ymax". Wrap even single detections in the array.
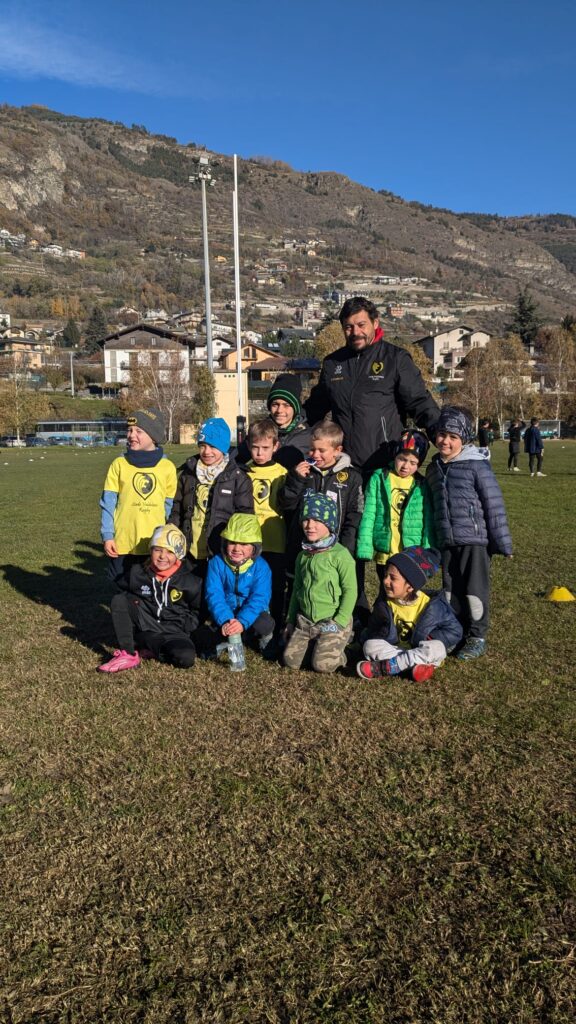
[
  {"xmin": 523, "ymin": 425, "xmax": 544, "ymax": 454},
  {"xmin": 365, "ymin": 590, "xmax": 463, "ymax": 652},
  {"xmin": 426, "ymin": 446, "xmax": 512, "ymax": 555},
  {"xmin": 204, "ymin": 553, "xmax": 272, "ymax": 629}
]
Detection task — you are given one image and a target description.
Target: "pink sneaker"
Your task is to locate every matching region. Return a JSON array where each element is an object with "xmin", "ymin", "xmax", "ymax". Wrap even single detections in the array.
[{"xmin": 98, "ymin": 649, "xmax": 141, "ymax": 673}]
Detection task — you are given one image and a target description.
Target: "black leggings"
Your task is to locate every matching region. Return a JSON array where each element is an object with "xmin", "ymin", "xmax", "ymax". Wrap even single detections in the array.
[
  {"xmin": 529, "ymin": 452, "xmax": 543, "ymax": 474},
  {"xmin": 110, "ymin": 593, "xmax": 196, "ymax": 668}
]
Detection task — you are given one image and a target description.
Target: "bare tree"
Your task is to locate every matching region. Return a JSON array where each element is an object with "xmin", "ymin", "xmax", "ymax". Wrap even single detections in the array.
[
  {"xmin": 119, "ymin": 349, "xmax": 191, "ymax": 443},
  {"xmin": 537, "ymin": 327, "xmax": 576, "ymax": 420},
  {"xmin": 0, "ymin": 353, "xmax": 49, "ymax": 438}
]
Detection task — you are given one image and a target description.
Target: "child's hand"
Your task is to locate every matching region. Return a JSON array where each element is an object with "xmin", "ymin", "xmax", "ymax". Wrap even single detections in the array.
[
  {"xmin": 223, "ymin": 619, "xmax": 244, "ymax": 636},
  {"xmin": 283, "ymin": 623, "xmax": 295, "ymax": 640},
  {"xmin": 104, "ymin": 540, "xmax": 119, "ymax": 557},
  {"xmin": 294, "ymin": 460, "xmax": 312, "ymax": 478}
]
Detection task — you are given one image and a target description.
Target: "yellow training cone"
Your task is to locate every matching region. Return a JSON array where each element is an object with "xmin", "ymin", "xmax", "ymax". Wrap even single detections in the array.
[{"xmin": 546, "ymin": 586, "xmax": 575, "ymax": 602}]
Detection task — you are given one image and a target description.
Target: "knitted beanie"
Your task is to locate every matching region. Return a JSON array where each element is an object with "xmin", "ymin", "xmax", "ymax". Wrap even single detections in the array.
[
  {"xmin": 150, "ymin": 524, "xmax": 187, "ymax": 560},
  {"xmin": 267, "ymin": 374, "xmax": 302, "ymax": 416},
  {"xmin": 433, "ymin": 406, "xmax": 475, "ymax": 444},
  {"xmin": 394, "ymin": 428, "xmax": 430, "ymax": 465},
  {"xmin": 300, "ymin": 491, "xmax": 338, "ymax": 534},
  {"xmin": 126, "ymin": 408, "xmax": 165, "ymax": 446},
  {"xmin": 386, "ymin": 546, "xmax": 440, "ymax": 593},
  {"xmin": 198, "ymin": 417, "xmax": 231, "ymax": 454}
]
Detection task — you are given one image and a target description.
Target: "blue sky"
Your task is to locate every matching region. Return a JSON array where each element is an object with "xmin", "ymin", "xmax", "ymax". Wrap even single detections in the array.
[{"xmin": 1, "ymin": 0, "xmax": 574, "ymax": 216}]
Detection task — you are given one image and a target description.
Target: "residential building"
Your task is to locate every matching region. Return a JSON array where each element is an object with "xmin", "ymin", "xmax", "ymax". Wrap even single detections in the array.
[
  {"xmin": 102, "ymin": 324, "xmax": 194, "ymax": 385},
  {"xmin": 415, "ymin": 326, "xmax": 491, "ymax": 377}
]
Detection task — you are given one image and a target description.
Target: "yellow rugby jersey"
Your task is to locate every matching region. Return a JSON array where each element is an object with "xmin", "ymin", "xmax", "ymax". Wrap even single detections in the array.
[
  {"xmin": 390, "ymin": 591, "xmax": 430, "ymax": 648},
  {"xmin": 246, "ymin": 460, "xmax": 287, "ymax": 553},
  {"xmin": 103, "ymin": 455, "xmax": 177, "ymax": 555},
  {"xmin": 375, "ymin": 471, "xmax": 415, "ymax": 564}
]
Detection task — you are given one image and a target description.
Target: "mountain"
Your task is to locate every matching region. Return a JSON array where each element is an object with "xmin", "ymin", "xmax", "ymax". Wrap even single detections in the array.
[{"xmin": 0, "ymin": 104, "xmax": 575, "ymax": 327}]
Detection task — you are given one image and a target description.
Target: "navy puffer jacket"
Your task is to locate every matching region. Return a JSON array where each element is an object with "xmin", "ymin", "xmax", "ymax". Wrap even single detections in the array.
[
  {"xmin": 365, "ymin": 590, "xmax": 463, "ymax": 653},
  {"xmin": 426, "ymin": 446, "xmax": 512, "ymax": 555}
]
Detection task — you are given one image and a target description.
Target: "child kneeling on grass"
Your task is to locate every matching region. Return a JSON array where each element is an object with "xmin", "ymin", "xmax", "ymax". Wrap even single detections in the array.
[
  {"xmin": 99, "ymin": 525, "xmax": 202, "ymax": 673},
  {"xmin": 203, "ymin": 514, "xmax": 275, "ymax": 654},
  {"xmin": 356, "ymin": 546, "xmax": 462, "ymax": 683},
  {"xmin": 283, "ymin": 493, "xmax": 357, "ymax": 673}
]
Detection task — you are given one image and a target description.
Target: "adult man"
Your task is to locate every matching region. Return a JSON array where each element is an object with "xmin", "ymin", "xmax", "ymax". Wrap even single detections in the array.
[{"xmin": 306, "ymin": 297, "xmax": 439, "ymax": 471}]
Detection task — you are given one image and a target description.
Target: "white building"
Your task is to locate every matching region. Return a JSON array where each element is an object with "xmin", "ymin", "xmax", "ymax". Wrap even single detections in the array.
[
  {"xmin": 103, "ymin": 325, "xmax": 192, "ymax": 385},
  {"xmin": 415, "ymin": 326, "xmax": 491, "ymax": 377}
]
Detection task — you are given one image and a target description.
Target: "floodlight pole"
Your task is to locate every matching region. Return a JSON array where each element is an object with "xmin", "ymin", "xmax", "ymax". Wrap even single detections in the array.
[
  {"xmin": 190, "ymin": 156, "xmax": 216, "ymax": 372},
  {"xmin": 70, "ymin": 350, "xmax": 75, "ymax": 398},
  {"xmin": 233, "ymin": 154, "xmax": 244, "ymax": 418}
]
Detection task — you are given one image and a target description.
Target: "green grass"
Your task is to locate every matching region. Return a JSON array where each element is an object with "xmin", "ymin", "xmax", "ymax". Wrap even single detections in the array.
[{"xmin": 0, "ymin": 442, "xmax": 575, "ymax": 1023}]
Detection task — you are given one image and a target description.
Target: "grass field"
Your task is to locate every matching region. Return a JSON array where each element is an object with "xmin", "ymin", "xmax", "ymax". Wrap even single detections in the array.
[{"xmin": 1, "ymin": 442, "xmax": 575, "ymax": 1023}]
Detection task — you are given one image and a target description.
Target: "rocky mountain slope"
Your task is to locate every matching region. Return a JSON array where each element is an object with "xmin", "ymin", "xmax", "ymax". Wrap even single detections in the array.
[{"xmin": 0, "ymin": 104, "xmax": 575, "ymax": 320}]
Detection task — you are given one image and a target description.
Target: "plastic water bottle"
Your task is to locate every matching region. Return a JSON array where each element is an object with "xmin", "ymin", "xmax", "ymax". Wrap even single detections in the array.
[{"xmin": 227, "ymin": 634, "xmax": 246, "ymax": 672}]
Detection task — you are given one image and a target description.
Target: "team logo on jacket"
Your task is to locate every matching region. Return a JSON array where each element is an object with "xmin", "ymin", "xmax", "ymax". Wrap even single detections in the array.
[
  {"xmin": 371, "ymin": 361, "xmax": 384, "ymax": 376},
  {"xmin": 334, "ymin": 364, "xmax": 343, "ymax": 378},
  {"xmin": 140, "ymin": 585, "xmax": 151, "ymax": 596},
  {"xmin": 254, "ymin": 479, "xmax": 271, "ymax": 504},
  {"xmin": 133, "ymin": 472, "xmax": 156, "ymax": 500},
  {"xmin": 336, "ymin": 471, "xmax": 348, "ymax": 484},
  {"xmin": 170, "ymin": 589, "xmax": 183, "ymax": 602}
]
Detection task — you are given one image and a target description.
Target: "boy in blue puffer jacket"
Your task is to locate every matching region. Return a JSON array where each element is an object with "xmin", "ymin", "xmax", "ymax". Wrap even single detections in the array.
[
  {"xmin": 203, "ymin": 513, "xmax": 274, "ymax": 654},
  {"xmin": 426, "ymin": 406, "xmax": 513, "ymax": 660}
]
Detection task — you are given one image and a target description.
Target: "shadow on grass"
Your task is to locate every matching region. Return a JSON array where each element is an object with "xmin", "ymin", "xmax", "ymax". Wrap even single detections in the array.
[{"xmin": 0, "ymin": 539, "xmax": 114, "ymax": 654}]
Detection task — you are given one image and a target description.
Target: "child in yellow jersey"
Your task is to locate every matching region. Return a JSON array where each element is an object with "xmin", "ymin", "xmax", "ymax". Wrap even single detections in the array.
[
  {"xmin": 356, "ymin": 546, "xmax": 462, "ymax": 683},
  {"xmin": 246, "ymin": 417, "xmax": 288, "ymax": 635},
  {"xmin": 100, "ymin": 408, "xmax": 177, "ymax": 584},
  {"xmin": 356, "ymin": 429, "xmax": 435, "ymax": 582}
]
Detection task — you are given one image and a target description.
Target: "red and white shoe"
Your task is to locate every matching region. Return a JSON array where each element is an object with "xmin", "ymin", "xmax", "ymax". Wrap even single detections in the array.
[
  {"xmin": 411, "ymin": 664, "xmax": 435, "ymax": 682},
  {"xmin": 98, "ymin": 650, "xmax": 141, "ymax": 673}
]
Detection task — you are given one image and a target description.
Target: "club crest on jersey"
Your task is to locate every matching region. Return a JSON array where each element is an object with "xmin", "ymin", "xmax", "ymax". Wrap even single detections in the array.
[
  {"xmin": 254, "ymin": 480, "xmax": 271, "ymax": 504},
  {"xmin": 133, "ymin": 472, "xmax": 156, "ymax": 499},
  {"xmin": 170, "ymin": 589, "xmax": 183, "ymax": 602},
  {"xmin": 336, "ymin": 471, "xmax": 348, "ymax": 483},
  {"xmin": 371, "ymin": 361, "xmax": 384, "ymax": 375}
]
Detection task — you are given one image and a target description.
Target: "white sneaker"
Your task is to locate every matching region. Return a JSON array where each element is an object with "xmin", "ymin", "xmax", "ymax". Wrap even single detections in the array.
[
  {"xmin": 513, "ymin": 467, "xmax": 520, "ymax": 472},
  {"xmin": 530, "ymin": 472, "xmax": 535, "ymax": 477},
  {"xmin": 537, "ymin": 471, "xmax": 546, "ymax": 477}
]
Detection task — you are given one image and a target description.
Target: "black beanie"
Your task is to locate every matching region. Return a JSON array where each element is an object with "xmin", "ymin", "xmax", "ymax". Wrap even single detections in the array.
[
  {"xmin": 386, "ymin": 546, "xmax": 440, "ymax": 593},
  {"xmin": 267, "ymin": 374, "xmax": 302, "ymax": 416},
  {"xmin": 126, "ymin": 408, "xmax": 165, "ymax": 446}
]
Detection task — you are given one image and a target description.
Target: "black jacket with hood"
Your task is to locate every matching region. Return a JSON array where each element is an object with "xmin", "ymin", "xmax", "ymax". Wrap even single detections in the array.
[
  {"xmin": 169, "ymin": 456, "xmax": 254, "ymax": 555},
  {"xmin": 118, "ymin": 560, "xmax": 202, "ymax": 636}
]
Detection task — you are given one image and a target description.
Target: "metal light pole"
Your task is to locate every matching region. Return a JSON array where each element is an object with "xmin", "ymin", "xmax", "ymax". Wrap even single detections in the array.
[
  {"xmin": 69, "ymin": 349, "xmax": 75, "ymax": 398},
  {"xmin": 189, "ymin": 155, "xmax": 216, "ymax": 372},
  {"xmin": 232, "ymin": 154, "xmax": 245, "ymax": 420}
]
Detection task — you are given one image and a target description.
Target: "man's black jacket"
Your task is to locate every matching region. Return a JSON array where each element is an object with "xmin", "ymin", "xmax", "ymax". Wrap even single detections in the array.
[{"xmin": 305, "ymin": 339, "xmax": 439, "ymax": 471}]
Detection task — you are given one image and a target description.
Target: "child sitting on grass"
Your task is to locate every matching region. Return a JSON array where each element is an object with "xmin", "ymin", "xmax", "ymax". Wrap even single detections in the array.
[
  {"xmin": 98, "ymin": 524, "xmax": 202, "ymax": 673},
  {"xmin": 169, "ymin": 417, "xmax": 253, "ymax": 574},
  {"xmin": 203, "ymin": 514, "xmax": 274, "ymax": 654},
  {"xmin": 356, "ymin": 429, "xmax": 435, "ymax": 582},
  {"xmin": 357, "ymin": 546, "xmax": 462, "ymax": 682},
  {"xmin": 283, "ymin": 493, "xmax": 357, "ymax": 673},
  {"xmin": 100, "ymin": 408, "xmax": 177, "ymax": 584}
]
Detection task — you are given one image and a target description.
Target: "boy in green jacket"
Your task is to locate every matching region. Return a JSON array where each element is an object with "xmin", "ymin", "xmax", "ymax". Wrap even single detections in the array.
[
  {"xmin": 356, "ymin": 429, "xmax": 435, "ymax": 582},
  {"xmin": 283, "ymin": 493, "xmax": 357, "ymax": 673}
]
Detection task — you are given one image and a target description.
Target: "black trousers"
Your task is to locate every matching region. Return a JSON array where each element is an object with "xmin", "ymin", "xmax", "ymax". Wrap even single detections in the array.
[
  {"xmin": 507, "ymin": 444, "xmax": 519, "ymax": 469},
  {"xmin": 529, "ymin": 452, "xmax": 543, "ymax": 473},
  {"xmin": 110, "ymin": 592, "xmax": 196, "ymax": 668},
  {"xmin": 261, "ymin": 551, "xmax": 287, "ymax": 629},
  {"xmin": 441, "ymin": 545, "xmax": 491, "ymax": 640}
]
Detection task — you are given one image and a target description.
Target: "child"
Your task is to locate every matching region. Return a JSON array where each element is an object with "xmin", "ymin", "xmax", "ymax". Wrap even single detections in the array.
[
  {"xmin": 100, "ymin": 408, "xmax": 177, "ymax": 584},
  {"xmin": 98, "ymin": 524, "xmax": 202, "ymax": 673},
  {"xmin": 283, "ymin": 493, "xmax": 357, "ymax": 673},
  {"xmin": 426, "ymin": 406, "xmax": 513, "ymax": 660},
  {"xmin": 356, "ymin": 429, "xmax": 435, "ymax": 582},
  {"xmin": 169, "ymin": 417, "xmax": 253, "ymax": 573},
  {"xmin": 203, "ymin": 514, "xmax": 274, "ymax": 653},
  {"xmin": 282, "ymin": 419, "xmax": 363, "ymax": 569},
  {"xmin": 245, "ymin": 418, "xmax": 288, "ymax": 627},
  {"xmin": 356, "ymin": 546, "xmax": 462, "ymax": 682},
  {"xmin": 524, "ymin": 418, "xmax": 546, "ymax": 477},
  {"xmin": 237, "ymin": 374, "xmax": 313, "ymax": 470},
  {"xmin": 477, "ymin": 420, "xmax": 493, "ymax": 448}
]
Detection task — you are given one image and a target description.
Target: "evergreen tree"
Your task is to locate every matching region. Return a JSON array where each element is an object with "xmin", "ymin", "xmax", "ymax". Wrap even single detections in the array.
[
  {"xmin": 62, "ymin": 317, "xmax": 81, "ymax": 348},
  {"xmin": 84, "ymin": 305, "xmax": 108, "ymax": 353},
  {"xmin": 507, "ymin": 287, "xmax": 541, "ymax": 348}
]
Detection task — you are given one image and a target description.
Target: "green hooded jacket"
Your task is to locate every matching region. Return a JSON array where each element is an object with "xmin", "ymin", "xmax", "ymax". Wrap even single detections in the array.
[{"xmin": 356, "ymin": 467, "xmax": 436, "ymax": 559}]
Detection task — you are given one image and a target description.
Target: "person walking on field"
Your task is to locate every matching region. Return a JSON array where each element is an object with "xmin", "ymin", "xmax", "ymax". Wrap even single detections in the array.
[
  {"xmin": 305, "ymin": 296, "xmax": 439, "ymax": 473},
  {"xmin": 524, "ymin": 418, "xmax": 546, "ymax": 477},
  {"xmin": 507, "ymin": 418, "xmax": 524, "ymax": 472}
]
